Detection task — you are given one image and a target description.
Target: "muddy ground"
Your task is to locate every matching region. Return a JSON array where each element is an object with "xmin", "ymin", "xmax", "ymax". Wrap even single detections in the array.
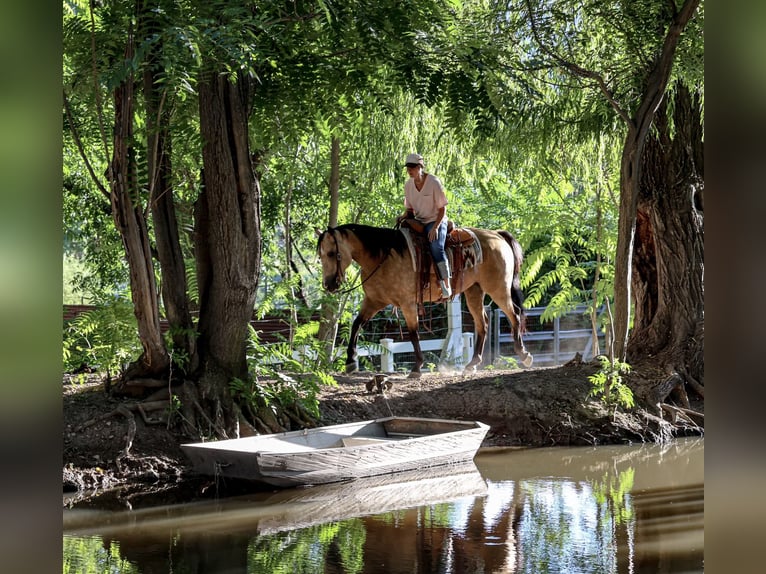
[{"xmin": 63, "ymin": 358, "xmax": 703, "ymax": 502}]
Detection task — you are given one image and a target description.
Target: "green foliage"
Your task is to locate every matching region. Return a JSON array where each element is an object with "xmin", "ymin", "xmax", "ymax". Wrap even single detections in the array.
[
  {"xmin": 592, "ymin": 467, "xmax": 636, "ymax": 526},
  {"xmin": 495, "ymin": 355, "xmax": 519, "ymax": 370},
  {"xmin": 588, "ymin": 355, "xmax": 634, "ymax": 409},
  {"xmin": 240, "ymin": 323, "xmax": 339, "ymax": 419},
  {"xmin": 63, "ymin": 253, "xmax": 90, "ymax": 304},
  {"xmin": 163, "ymin": 325, "xmax": 198, "ymax": 375},
  {"xmin": 62, "ymin": 298, "xmax": 142, "ymax": 376},
  {"xmin": 247, "ymin": 519, "xmax": 366, "ymax": 574},
  {"xmin": 518, "ymin": 136, "xmax": 620, "ymax": 316},
  {"xmin": 63, "ymin": 536, "xmax": 140, "ymax": 574}
]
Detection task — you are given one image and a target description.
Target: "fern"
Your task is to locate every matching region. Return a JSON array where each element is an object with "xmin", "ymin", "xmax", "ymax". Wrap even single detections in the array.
[
  {"xmin": 243, "ymin": 323, "xmax": 338, "ymax": 419},
  {"xmin": 63, "ymin": 298, "xmax": 142, "ymax": 376}
]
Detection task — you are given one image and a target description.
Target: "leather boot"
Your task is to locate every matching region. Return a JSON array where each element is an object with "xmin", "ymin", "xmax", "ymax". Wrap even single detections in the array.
[{"xmin": 436, "ymin": 260, "xmax": 452, "ymax": 299}]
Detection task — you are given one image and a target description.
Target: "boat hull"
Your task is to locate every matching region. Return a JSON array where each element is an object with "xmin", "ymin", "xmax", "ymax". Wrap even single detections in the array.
[{"xmin": 182, "ymin": 417, "xmax": 489, "ymax": 487}]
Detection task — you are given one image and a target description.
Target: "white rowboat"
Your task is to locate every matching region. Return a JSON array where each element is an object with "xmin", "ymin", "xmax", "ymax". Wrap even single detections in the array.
[{"xmin": 181, "ymin": 416, "xmax": 490, "ymax": 487}]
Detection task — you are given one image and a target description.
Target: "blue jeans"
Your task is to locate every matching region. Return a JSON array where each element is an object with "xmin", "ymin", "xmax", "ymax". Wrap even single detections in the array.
[{"xmin": 424, "ymin": 220, "xmax": 448, "ymax": 264}]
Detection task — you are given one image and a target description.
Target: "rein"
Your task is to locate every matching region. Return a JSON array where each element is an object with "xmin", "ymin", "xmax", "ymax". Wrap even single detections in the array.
[{"xmin": 328, "ymin": 228, "xmax": 390, "ymax": 295}]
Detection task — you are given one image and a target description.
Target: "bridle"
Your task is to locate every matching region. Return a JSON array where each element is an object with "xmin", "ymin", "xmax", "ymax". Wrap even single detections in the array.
[{"xmin": 324, "ymin": 227, "xmax": 389, "ymax": 295}]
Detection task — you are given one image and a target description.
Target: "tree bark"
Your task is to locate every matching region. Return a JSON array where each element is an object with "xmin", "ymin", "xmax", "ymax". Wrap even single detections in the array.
[
  {"xmin": 109, "ymin": 30, "xmax": 169, "ymax": 381},
  {"xmin": 195, "ymin": 70, "xmax": 262, "ymax": 436},
  {"xmin": 628, "ymin": 85, "xmax": 704, "ymax": 404}
]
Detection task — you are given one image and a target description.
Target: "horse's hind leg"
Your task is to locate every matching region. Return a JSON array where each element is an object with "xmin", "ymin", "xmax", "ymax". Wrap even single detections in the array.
[
  {"xmin": 463, "ymin": 284, "xmax": 488, "ymax": 370},
  {"xmin": 486, "ymin": 285, "xmax": 533, "ymax": 368},
  {"xmin": 346, "ymin": 299, "xmax": 384, "ymax": 373}
]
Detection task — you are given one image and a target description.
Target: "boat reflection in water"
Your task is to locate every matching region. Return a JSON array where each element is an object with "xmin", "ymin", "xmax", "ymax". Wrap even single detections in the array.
[{"xmin": 63, "ymin": 438, "xmax": 703, "ymax": 573}]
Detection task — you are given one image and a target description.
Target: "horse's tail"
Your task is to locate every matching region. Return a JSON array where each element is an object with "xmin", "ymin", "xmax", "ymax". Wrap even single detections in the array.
[{"xmin": 497, "ymin": 230, "xmax": 527, "ymax": 334}]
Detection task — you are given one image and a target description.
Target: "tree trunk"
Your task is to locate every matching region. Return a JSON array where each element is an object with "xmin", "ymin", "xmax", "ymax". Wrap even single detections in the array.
[
  {"xmin": 628, "ymin": 85, "xmax": 704, "ymax": 405},
  {"xmin": 141, "ymin": 7, "xmax": 197, "ymax": 375},
  {"xmin": 611, "ymin": 127, "xmax": 641, "ymax": 361},
  {"xmin": 195, "ymin": 70, "xmax": 262, "ymax": 436},
  {"xmin": 317, "ymin": 136, "xmax": 342, "ymax": 361},
  {"xmin": 109, "ymin": 30, "xmax": 169, "ymax": 381},
  {"xmin": 610, "ymin": 0, "xmax": 701, "ymax": 361}
]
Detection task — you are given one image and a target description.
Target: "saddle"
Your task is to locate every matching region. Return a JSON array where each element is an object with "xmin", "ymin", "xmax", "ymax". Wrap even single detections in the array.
[{"xmin": 399, "ymin": 218, "xmax": 479, "ymax": 304}]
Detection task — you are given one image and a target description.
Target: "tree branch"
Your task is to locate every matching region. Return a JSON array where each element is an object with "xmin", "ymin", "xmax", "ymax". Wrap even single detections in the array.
[
  {"xmin": 633, "ymin": 0, "xmax": 701, "ymax": 146},
  {"xmin": 63, "ymin": 91, "xmax": 110, "ymax": 199},
  {"xmin": 88, "ymin": 4, "xmax": 112, "ymax": 174},
  {"xmin": 523, "ymin": 0, "xmax": 632, "ymax": 126}
]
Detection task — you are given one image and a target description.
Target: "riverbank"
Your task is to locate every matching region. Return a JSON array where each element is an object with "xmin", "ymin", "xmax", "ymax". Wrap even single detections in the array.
[{"xmin": 63, "ymin": 358, "xmax": 704, "ymax": 501}]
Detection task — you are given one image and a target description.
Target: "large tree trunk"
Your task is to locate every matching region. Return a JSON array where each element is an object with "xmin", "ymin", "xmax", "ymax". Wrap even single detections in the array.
[
  {"xmin": 109, "ymin": 30, "xmax": 169, "ymax": 382},
  {"xmin": 141, "ymin": 5, "xmax": 197, "ymax": 375},
  {"xmin": 627, "ymin": 85, "xmax": 704, "ymax": 406},
  {"xmin": 194, "ymin": 70, "xmax": 262, "ymax": 436},
  {"xmin": 610, "ymin": 0, "xmax": 701, "ymax": 361}
]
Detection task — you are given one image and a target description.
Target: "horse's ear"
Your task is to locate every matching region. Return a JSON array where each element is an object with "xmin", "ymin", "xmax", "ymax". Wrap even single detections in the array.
[{"xmin": 314, "ymin": 228, "xmax": 323, "ymax": 238}]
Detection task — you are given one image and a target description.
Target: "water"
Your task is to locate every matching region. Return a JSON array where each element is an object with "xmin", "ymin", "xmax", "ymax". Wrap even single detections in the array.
[{"xmin": 63, "ymin": 438, "xmax": 703, "ymax": 573}]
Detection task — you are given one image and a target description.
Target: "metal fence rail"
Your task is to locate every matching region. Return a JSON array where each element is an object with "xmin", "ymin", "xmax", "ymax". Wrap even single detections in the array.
[{"xmin": 489, "ymin": 305, "xmax": 605, "ymax": 368}]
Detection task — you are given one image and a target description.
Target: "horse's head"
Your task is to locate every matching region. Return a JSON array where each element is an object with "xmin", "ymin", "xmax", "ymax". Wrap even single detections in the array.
[{"xmin": 315, "ymin": 227, "xmax": 352, "ymax": 293}]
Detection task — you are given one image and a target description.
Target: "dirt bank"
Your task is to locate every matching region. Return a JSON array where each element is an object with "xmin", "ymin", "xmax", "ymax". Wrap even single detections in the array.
[{"xmin": 63, "ymin": 358, "xmax": 703, "ymax": 502}]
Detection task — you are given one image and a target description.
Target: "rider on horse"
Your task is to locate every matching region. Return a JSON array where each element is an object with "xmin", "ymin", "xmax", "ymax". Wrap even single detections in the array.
[{"xmin": 396, "ymin": 153, "xmax": 452, "ymax": 299}]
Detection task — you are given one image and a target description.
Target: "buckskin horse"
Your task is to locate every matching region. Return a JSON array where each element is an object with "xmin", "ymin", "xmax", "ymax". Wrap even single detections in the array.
[{"xmin": 316, "ymin": 223, "xmax": 533, "ymax": 378}]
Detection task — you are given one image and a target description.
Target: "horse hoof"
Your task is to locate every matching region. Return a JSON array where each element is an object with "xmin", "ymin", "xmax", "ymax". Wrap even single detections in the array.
[
  {"xmin": 465, "ymin": 357, "xmax": 481, "ymax": 370},
  {"xmin": 408, "ymin": 371, "xmax": 422, "ymax": 379},
  {"xmin": 345, "ymin": 361, "xmax": 359, "ymax": 373},
  {"xmin": 522, "ymin": 354, "xmax": 534, "ymax": 368}
]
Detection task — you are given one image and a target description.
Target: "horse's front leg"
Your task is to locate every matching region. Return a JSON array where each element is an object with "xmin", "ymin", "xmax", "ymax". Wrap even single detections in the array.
[
  {"xmin": 401, "ymin": 304, "xmax": 423, "ymax": 378},
  {"xmin": 345, "ymin": 314, "xmax": 365, "ymax": 372},
  {"xmin": 463, "ymin": 285, "xmax": 487, "ymax": 371},
  {"xmin": 345, "ymin": 299, "xmax": 383, "ymax": 373}
]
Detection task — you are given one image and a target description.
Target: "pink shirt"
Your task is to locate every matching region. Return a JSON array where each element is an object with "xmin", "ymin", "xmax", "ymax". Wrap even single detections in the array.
[{"xmin": 404, "ymin": 174, "xmax": 448, "ymax": 224}]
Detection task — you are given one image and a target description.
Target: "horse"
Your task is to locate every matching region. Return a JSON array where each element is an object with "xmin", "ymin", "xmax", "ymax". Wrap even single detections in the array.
[{"xmin": 316, "ymin": 223, "xmax": 533, "ymax": 378}]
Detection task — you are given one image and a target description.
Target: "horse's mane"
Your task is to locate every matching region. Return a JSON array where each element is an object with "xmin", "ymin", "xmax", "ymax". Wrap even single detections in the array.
[{"xmin": 335, "ymin": 224, "xmax": 408, "ymax": 260}]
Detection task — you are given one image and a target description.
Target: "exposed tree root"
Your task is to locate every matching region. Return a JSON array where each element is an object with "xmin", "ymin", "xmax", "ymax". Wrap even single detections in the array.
[
  {"xmin": 114, "ymin": 453, "xmax": 183, "ymax": 484},
  {"xmin": 641, "ymin": 411, "xmax": 675, "ymax": 443},
  {"xmin": 74, "ymin": 400, "xmax": 166, "ymax": 432},
  {"xmin": 678, "ymin": 366, "xmax": 704, "ymax": 398},
  {"xmin": 660, "ymin": 403, "xmax": 704, "ymax": 429}
]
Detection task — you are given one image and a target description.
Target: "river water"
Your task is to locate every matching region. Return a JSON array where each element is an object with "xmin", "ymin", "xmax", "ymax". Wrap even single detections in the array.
[{"xmin": 63, "ymin": 438, "xmax": 703, "ymax": 573}]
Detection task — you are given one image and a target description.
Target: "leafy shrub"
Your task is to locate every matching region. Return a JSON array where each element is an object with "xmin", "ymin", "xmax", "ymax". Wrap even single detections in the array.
[
  {"xmin": 242, "ymin": 322, "xmax": 338, "ymax": 418},
  {"xmin": 63, "ymin": 298, "xmax": 141, "ymax": 377},
  {"xmin": 588, "ymin": 355, "xmax": 634, "ymax": 409}
]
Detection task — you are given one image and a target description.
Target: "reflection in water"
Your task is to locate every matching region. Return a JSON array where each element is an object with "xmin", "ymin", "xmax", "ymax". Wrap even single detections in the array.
[{"xmin": 63, "ymin": 438, "xmax": 703, "ymax": 573}]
